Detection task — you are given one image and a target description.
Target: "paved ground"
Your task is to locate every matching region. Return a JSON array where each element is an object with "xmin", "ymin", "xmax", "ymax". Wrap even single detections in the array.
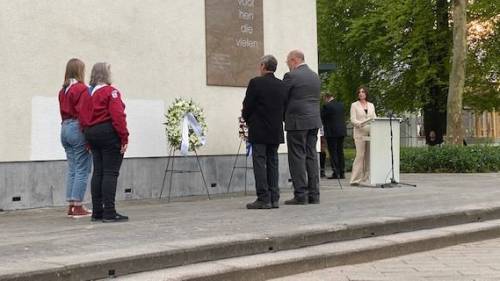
[
  {"xmin": 0, "ymin": 173, "xmax": 499, "ymax": 276},
  {"xmin": 270, "ymin": 237, "xmax": 500, "ymax": 281}
]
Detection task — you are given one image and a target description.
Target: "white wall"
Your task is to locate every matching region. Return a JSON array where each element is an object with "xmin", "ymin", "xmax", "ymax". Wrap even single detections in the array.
[{"xmin": 0, "ymin": 0, "xmax": 318, "ymax": 162}]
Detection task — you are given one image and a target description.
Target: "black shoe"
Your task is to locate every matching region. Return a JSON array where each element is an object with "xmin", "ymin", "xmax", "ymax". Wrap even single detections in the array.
[
  {"xmin": 246, "ymin": 200, "xmax": 271, "ymax": 209},
  {"xmin": 91, "ymin": 216, "xmax": 102, "ymax": 222},
  {"xmin": 340, "ymin": 174, "xmax": 345, "ymax": 179},
  {"xmin": 320, "ymin": 172, "xmax": 326, "ymax": 178},
  {"xmin": 309, "ymin": 197, "xmax": 320, "ymax": 204},
  {"xmin": 271, "ymin": 201, "xmax": 279, "ymax": 209},
  {"xmin": 327, "ymin": 174, "xmax": 340, "ymax": 179},
  {"xmin": 102, "ymin": 213, "xmax": 129, "ymax": 223},
  {"xmin": 284, "ymin": 198, "xmax": 307, "ymax": 205}
]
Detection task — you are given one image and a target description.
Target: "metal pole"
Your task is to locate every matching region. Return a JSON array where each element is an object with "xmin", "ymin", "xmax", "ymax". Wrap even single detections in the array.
[
  {"xmin": 227, "ymin": 139, "xmax": 243, "ymax": 193},
  {"xmin": 159, "ymin": 146, "xmax": 173, "ymax": 199},
  {"xmin": 194, "ymin": 149, "xmax": 211, "ymax": 200},
  {"xmin": 167, "ymin": 149, "xmax": 176, "ymax": 202}
]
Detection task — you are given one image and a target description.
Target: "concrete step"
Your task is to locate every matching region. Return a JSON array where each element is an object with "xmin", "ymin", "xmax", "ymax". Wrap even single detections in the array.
[
  {"xmin": 116, "ymin": 219, "xmax": 500, "ymax": 281},
  {"xmin": 2, "ymin": 206, "xmax": 500, "ymax": 281}
]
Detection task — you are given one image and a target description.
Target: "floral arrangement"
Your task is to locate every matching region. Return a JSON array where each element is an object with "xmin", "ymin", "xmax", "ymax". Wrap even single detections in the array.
[{"xmin": 164, "ymin": 98, "xmax": 207, "ymax": 151}]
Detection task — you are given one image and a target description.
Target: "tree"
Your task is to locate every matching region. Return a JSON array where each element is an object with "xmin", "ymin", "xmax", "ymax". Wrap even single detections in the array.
[
  {"xmin": 465, "ymin": 1, "xmax": 500, "ymax": 111},
  {"xmin": 446, "ymin": 0, "xmax": 467, "ymax": 145},
  {"xmin": 317, "ymin": 0, "xmax": 371, "ymax": 102},
  {"xmin": 317, "ymin": 0, "xmax": 451, "ymax": 144},
  {"xmin": 317, "ymin": 0, "xmax": 499, "ymax": 142}
]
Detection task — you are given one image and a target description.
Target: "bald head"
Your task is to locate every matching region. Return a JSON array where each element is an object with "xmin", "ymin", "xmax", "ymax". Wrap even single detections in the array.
[
  {"xmin": 286, "ymin": 50, "xmax": 305, "ymax": 71},
  {"xmin": 288, "ymin": 50, "xmax": 305, "ymax": 61}
]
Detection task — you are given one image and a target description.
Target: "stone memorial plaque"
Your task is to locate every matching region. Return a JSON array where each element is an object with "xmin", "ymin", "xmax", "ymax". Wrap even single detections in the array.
[{"xmin": 205, "ymin": 0, "xmax": 263, "ymax": 87}]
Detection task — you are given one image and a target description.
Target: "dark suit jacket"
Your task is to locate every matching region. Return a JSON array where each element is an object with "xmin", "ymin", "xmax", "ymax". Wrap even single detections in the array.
[
  {"xmin": 283, "ymin": 64, "xmax": 322, "ymax": 131},
  {"xmin": 321, "ymin": 100, "xmax": 347, "ymax": 137},
  {"xmin": 242, "ymin": 73, "xmax": 286, "ymax": 144}
]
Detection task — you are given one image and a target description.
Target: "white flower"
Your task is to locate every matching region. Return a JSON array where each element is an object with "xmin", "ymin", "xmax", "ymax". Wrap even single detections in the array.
[{"xmin": 164, "ymin": 98, "xmax": 207, "ymax": 151}]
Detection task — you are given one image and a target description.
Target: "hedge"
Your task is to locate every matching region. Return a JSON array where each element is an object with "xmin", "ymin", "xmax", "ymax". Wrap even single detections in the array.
[
  {"xmin": 400, "ymin": 145, "xmax": 500, "ymax": 173},
  {"xmin": 342, "ymin": 145, "xmax": 500, "ymax": 173}
]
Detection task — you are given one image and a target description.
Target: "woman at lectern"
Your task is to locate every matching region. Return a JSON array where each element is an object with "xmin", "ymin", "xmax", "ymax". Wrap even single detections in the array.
[{"xmin": 349, "ymin": 86, "xmax": 376, "ymax": 186}]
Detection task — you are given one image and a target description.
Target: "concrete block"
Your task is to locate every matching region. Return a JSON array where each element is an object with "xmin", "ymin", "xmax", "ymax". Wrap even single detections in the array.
[{"xmin": 0, "ymin": 154, "xmax": 292, "ymax": 210}]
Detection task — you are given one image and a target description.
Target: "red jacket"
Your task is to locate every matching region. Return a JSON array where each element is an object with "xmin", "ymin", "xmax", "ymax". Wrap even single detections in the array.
[
  {"xmin": 58, "ymin": 82, "xmax": 88, "ymax": 121},
  {"xmin": 80, "ymin": 85, "xmax": 129, "ymax": 145}
]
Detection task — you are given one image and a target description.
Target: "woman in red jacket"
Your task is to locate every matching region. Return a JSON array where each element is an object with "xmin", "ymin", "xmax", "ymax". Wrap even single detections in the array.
[
  {"xmin": 59, "ymin": 58, "xmax": 92, "ymax": 218},
  {"xmin": 80, "ymin": 62, "xmax": 129, "ymax": 223}
]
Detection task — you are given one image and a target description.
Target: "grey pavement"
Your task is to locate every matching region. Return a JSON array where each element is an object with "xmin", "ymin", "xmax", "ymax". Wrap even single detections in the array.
[
  {"xmin": 0, "ymin": 173, "xmax": 499, "ymax": 278},
  {"xmin": 270, "ymin": 237, "xmax": 500, "ymax": 281},
  {"xmin": 115, "ymin": 219, "xmax": 500, "ymax": 281}
]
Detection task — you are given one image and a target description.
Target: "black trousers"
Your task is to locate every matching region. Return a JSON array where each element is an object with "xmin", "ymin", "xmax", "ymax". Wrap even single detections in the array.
[
  {"xmin": 320, "ymin": 151, "xmax": 326, "ymax": 174},
  {"xmin": 286, "ymin": 129, "xmax": 320, "ymax": 200},
  {"xmin": 84, "ymin": 122, "xmax": 123, "ymax": 218},
  {"xmin": 251, "ymin": 143, "xmax": 280, "ymax": 204},
  {"xmin": 326, "ymin": 136, "xmax": 345, "ymax": 177},
  {"xmin": 320, "ymin": 136, "xmax": 326, "ymax": 174}
]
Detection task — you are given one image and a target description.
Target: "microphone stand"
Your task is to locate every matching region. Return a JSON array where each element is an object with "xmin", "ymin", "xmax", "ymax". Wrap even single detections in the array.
[
  {"xmin": 381, "ymin": 113, "xmax": 417, "ymax": 188},
  {"xmin": 328, "ymin": 152, "xmax": 343, "ymax": 190}
]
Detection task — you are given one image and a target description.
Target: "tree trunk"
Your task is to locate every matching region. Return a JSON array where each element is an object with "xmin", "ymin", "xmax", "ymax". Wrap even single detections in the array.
[
  {"xmin": 423, "ymin": 0, "xmax": 450, "ymax": 145},
  {"xmin": 446, "ymin": 0, "xmax": 467, "ymax": 145}
]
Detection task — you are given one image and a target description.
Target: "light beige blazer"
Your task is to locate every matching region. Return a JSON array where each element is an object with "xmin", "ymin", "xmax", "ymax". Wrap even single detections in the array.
[{"xmin": 350, "ymin": 101, "xmax": 376, "ymax": 139}]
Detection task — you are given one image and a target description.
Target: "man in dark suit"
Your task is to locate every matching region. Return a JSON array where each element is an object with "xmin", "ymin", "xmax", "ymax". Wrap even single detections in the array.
[
  {"xmin": 321, "ymin": 92, "xmax": 347, "ymax": 179},
  {"xmin": 283, "ymin": 50, "xmax": 322, "ymax": 205},
  {"xmin": 242, "ymin": 55, "xmax": 287, "ymax": 209}
]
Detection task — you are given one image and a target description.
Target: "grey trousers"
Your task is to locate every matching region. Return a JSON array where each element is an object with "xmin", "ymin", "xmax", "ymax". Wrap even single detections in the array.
[
  {"xmin": 251, "ymin": 143, "xmax": 280, "ymax": 203},
  {"xmin": 286, "ymin": 129, "xmax": 320, "ymax": 199}
]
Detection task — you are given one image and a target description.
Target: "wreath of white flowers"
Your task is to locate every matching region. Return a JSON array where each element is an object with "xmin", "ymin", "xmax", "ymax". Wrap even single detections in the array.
[{"xmin": 164, "ymin": 98, "xmax": 207, "ymax": 151}]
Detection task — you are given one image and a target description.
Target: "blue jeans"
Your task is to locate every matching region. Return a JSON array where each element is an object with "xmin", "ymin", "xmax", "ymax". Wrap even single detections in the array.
[{"xmin": 61, "ymin": 119, "xmax": 91, "ymax": 202}]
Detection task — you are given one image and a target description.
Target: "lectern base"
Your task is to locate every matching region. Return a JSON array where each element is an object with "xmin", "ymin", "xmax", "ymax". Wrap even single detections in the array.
[{"xmin": 380, "ymin": 179, "xmax": 417, "ymax": 188}]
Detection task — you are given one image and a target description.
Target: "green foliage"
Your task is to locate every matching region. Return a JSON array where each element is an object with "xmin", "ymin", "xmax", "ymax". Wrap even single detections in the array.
[
  {"xmin": 465, "ymin": 0, "xmax": 500, "ymax": 111},
  {"xmin": 343, "ymin": 146, "xmax": 500, "ymax": 173},
  {"xmin": 317, "ymin": 0, "xmax": 372, "ymax": 107},
  {"xmin": 317, "ymin": 0, "xmax": 451, "ymax": 115},
  {"xmin": 344, "ymin": 148, "xmax": 355, "ymax": 172},
  {"xmin": 317, "ymin": 0, "xmax": 500, "ymax": 113},
  {"xmin": 469, "ymin": 0, "xmax": 499, "ymax": 19},
  {"xmin": 400, "ymin": 145, "xmax": 500, "ymax": 173}
]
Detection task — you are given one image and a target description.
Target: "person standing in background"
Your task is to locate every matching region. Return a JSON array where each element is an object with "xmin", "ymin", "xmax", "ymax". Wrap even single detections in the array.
[
  {"xmin": 349, "ymin": 86, "xmax": 376, "ymax": 186},
  {"xmin": 59, "ymin": 58, "xmax": 92, "ymax": 218},
  {"xmin": 283, "ymin": 50, "xmax": 322, "ymax": 205},
  {"xmin": 321, "ymin": 92, "xmax": 347, "ymax": 179},
  {"xmin": 319, "ymin": 129, "xmax": 327, "ymax": 178},
  {"xmin": 80, "ymin": 62, "xmax": 129, "ymax": 223},
  {"xmin": 242, "ymin": 55, "xmax": 287, "ymax": 209}
]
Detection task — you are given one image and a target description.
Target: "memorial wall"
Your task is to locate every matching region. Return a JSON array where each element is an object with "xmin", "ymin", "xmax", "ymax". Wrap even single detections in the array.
[
  {"xmin": 0, "ymin": 0, "xmax": 318, "ymax": 162},
  {"xmin": 206, "ymin": 0, "xmax": 263, "ymax": 86}
]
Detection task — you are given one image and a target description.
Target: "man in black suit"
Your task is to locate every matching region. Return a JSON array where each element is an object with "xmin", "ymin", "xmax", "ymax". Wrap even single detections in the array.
[
  {"xmin": 283, "ymin": 50, "xmax": 322, "ymax": 205},
  {"xmin": 321, "ymin": 92, "xmax": 347, "ymax": 179},
  {"xmin": 242, "ymin": 55, "xmax": 287, "ymax": 209}
]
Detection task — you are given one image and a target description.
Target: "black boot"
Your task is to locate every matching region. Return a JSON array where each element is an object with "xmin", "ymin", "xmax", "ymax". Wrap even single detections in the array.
[
  {"xmin": 246, "ymin": 200, "xmax": 271, "ymax": 209},
  {"xmin": 284, "ymin": 197, "xmax": 307, "ymax": 205},
  {"xmin": 308, "ymin": 196, "xmax": 320, "ymax": 204},
  {"xmin": 102, "ymin": 212, "xmax": 129, "ymax": 223}
]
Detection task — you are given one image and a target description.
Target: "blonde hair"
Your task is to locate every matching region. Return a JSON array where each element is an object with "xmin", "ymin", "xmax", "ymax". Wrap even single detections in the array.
[
  {"xmin": 63, "ymin": 58, "xmax": 85, "ymax": 87},
  {"xmin": 89, "ymin": 62, "xmax": 112, "ymax": 87}
]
